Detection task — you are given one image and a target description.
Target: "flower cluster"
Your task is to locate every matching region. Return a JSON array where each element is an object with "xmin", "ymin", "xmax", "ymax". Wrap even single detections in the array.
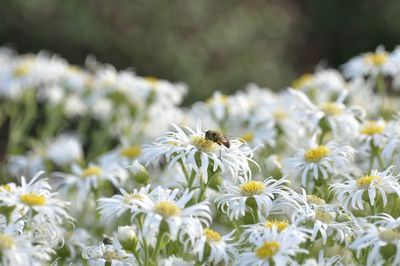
[{"xmin": 2, "ymin": 46, "xmax": 400, "ymax": 265}]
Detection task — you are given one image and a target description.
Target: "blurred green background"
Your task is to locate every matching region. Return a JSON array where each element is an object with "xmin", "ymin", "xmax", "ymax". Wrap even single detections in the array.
[{"xmin": 1, "ymin": 0, "xmax": 400, "ymax": 104}]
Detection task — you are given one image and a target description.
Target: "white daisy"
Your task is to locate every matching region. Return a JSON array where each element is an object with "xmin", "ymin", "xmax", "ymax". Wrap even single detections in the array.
[
  {"xmin": 188, "ymin": 227, "xmax": 238, "ymax": 266},
  {"xmin": 0, "ymin": 171, "xmax": 72, "ymax": 224},
  {"xmin": 236, "ymin": 227, "xmax": 307, "ymax": 266},
  {"xmin": 142, "ymin": 122, "xmax": 256, "ymax": 183},
  {"xmin": 131, "ymin": 187, "xmax": 211, "ymax": 241},
  {"xmin": 282, "ymin": 137, "xmax": 355, "ymax": 190},
  {"xmin": 330, "ymin": 166, "xmax": 400, "ymax": 211},
  {"xmin": 215, "ymin": 176, "xmax": 292, "ymax": 220}
]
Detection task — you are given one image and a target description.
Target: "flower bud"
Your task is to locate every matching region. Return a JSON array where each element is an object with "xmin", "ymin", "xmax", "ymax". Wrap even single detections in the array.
[
  {"xmin": 130, "ymin": 160, "xmax": 149, "ymax": 184},
  {"xmin": 118, "ymin": 226, "xmax": 137, "ymax": 252}
]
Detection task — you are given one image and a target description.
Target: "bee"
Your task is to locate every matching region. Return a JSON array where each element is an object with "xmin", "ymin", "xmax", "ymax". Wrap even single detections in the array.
[
  {"xmin": 205, "ymin": 130, "xmax": 230, "ymax": 149},
  {"xmin": 102, "ymin": 235, "xmax": 113, "ymax": 245}
]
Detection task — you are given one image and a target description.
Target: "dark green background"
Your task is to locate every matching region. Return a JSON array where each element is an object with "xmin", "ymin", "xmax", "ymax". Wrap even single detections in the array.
[{"xmin": 1, "ymin": 0, "xmax": 400, "ymax": 103}]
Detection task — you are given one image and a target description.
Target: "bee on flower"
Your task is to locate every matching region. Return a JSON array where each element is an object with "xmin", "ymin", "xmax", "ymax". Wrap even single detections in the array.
[{"xmin": 142, "ymin": 121, "xmax": 256, "ymax": 183}]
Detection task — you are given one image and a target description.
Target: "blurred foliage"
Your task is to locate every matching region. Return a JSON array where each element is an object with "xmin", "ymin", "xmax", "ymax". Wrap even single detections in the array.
[{"xmin": 1, "ymin": 0, "xmax": 400, "ymax": 103}]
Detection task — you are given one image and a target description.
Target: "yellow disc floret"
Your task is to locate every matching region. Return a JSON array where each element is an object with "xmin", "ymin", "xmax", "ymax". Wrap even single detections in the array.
[
  {"xmin": 123, "ymin": 193, "xmax": 144, "ymax": 204},
  {"xmin": 291, "ymin": 74, "xmax": 313, "ymax": 89},
  {"xmin": 203, "ymin": 228, "xmax": 222, "ymax": 242},
  {"xmin": 81, "ymin": 166, "xmax": 103, "ymax": 177},
  {"xmin": 315, "ymin": 209, "xmax": 334, "ymax": 224},
  {"xmin": 380, "ymin": 229, "xmax": 400, "ymax": 243},
  {"xmin": 240, "ymin": 132, "xmax": 254, "ymax": 143},
  {"xmin": 0, "ymin": 184, "xmax": 11, "ymax": 192},
  {"xmin": 239, "ymin": 181, "xmax": 265, "ymax": 196},
  {"xmin": 365, "ymin": 52, "xmax": 388, "ymax": 66},
  {"xmin": 273, "ymin": 110, "xmax": 288, "ymax": 121},
  {"xmin": 154, "ymin": 201, "xmax": 181, "ymax": 218},
  {"xmin": 360, "ymin": 121, "xmax": 385, "ymax": 135},
  {"xmin": 255, "ymin": 241, "xmax": 280, "ymax": 259},
  {"xmin": 304, "ymin": 146, "xmax": 330, "ymax": 163},
  {"xmin": 307, "ymin": 194, "xmax": 326, "ymax": 205},
  {"xmin": 356, "ymin": 175, "xmax": 381, "ymax": 189},
  {"xmin": 0, "ymin": 234, "xmax": 15, "ymax": 250},
  {"xmin": 265, "ymin": 220, "xmax": 289, "ymax": 232},
  {"xmin": 119, "ymin": 145, "xmax": 141, "ymax": 159},
  {"xmin": 20, "ymin": 192, "xmax": 46, "ymax": 206},
  {"xmin": 191, "ymin": 136, "xmax": 219, "ymax": 153},
  {"xmin": 320, "ymin": 102, "xmax": 343, "ymax": 116}
]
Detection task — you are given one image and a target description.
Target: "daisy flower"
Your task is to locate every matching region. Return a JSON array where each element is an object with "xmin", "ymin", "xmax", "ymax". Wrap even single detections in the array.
[
  {"xmin": 97, "ymin": 185, "xmax": 152, "ymax": 224},
  {"xmin": 282, "ymin": 137, "xmax": 355, "ymax": 190},
  {"xmin": 342, "ymin": 45, "xmax": 396, "ymax": 79},
  {"xmin": 236, "ymin": 227, "xmax": 307, "ymax": 266},
  {"xmin": 131, "ymin": 187, "xmax": 211, "ymax": 241},
  {"xmin": 330, "ymin": 166, "xmax": 400, "ymax": 211},
  {"xmin": 189, "ymin": 228, "xmax": 238, "ymax": 265},
  {"xmin": 289, "ymin": 89, "xmax": 362, "ymax": 140},
  {"xmin": 350, "ymin": 214, "xmax": 400, "ymax": 266},
  {"xmin": 358, "ymin": 119, "xmax": 388, "ymax": 148},
  {"xmin": 215, "ymin": 176, "xmax": 292, "ymax": 220},
  {"xmin": 53, "ymin": 162, "xmax": 129, "ymax": 205},
  {"xmin": 0, "ymin": 171, "xmax": 72, "ymax": 224},
  {"xmin": 142, "ymin": 122, "xmax": 256, "ymax": 182}
]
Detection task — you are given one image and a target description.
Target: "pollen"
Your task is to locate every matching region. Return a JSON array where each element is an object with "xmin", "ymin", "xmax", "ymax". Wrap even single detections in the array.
[
  {"xmin": 380, "ymin": 229, "xmax": 400, "ymax": 243},
  {"xmin": 240, "ymin": 132, "xmax": 254, "ymax": 142},
  {"xmin": 365, "ymin": 52, "xmax": 388, "ymax": 66},
  {"xmin": 360, "ymin": 121, "xmax": 385, "ymax": 135},
  {"xmin": 291, "ymin": 74, "xmax": 313, "ymax": 89},
  {"xmin": 154, "ymin": 201, "xmax": 181, "ymax": 218},
  {"xmin": 203, "ymin": 228, "xmax": 222, "ymax": 242},
  {"xmin": 0, "ymin": 234, "xmax": 15, "ymax": 250},
  {"xmin": 191, "ymin": 135, "xmax": 219, "ymax": 153},
  {"xmin": 273, "ymin": 110, "xmax": 288, "ymax": 121},
  {"xmin": 315, "ymin": 209, "xmax": 333, "ymax": 224},
  {"xmin": 119, "ymin": 145, "xmax": 141, "ymax": 159},
  {"xmin": 307, "ymin": 194, "xmax": 326, "ymax": 205},
  {"xmin": 320, "ymin": 102, "xmax": 343, "ymax": 116},
  {"xmin": 81, "ymin": 166, "xmax": 103, "ymax": 177},
  {"xmin": 356, "ymin": 175, "xmax": 381, "ymax": 189},
  {"xmin": 144, "ymin": 76, "xmax": 159, "ymax": 87},
  {"xmin": 123, "ymin": 193, "xmax": 144, "ymax": 204},
  {"xmin": 255, "ymin": 241, "xmax": 280, "ymax": 259},
  {"xmin": 20, "ymin": 192, "xmax": 46, "ymax": 206},
  {"xmin": 304, "ymin": 146, "xmax": 329, "ymax": 163},
  {"xmin": 239, "ymin": 180, "xmax": 265, "ymax": 196},
  {"xmin": 265, "ymin": 220, "xmax": 289, "ymax": 232}
]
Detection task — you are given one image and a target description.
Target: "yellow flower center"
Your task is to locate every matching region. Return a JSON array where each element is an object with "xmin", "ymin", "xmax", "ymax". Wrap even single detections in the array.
[
  {"xmin": 0, "ymin": 234, "xmax": 15, "ymax": 250},
  {"xmin": 206, "ymin": 94, "xmax": 228, "ymax": 105},
  {"xmin": 239, "ymin": 181, "xmax": 265, "ymax": 196},
  {"xmin": 360, "ymin": 121, "xmax": 385, "ymax": 135},
  {"xmin": 13, "ymin": 62, "xmax": 32, "ymax": 77},
  {"xmin": 103, "ymin": 250, "xmax": 126, "ymax": 262},
  {"xmin": 154, "ymin": 201, "xmax": 181, "ymax": 218},
  {"xmin": 265, "ymin": 220, "xmax": 289, "ymax": 232},
  {"xmin": 240, "ymin": 132, "xmax": 254, "ymax": 142},
  {"xmin": 307, "ymin": 194, "xmax": 326, "ymax": 205},
  {"xmin": 81, "ymin": 166, "xmax": 103, "ymax": 177},
  {"xmin": 380, "ymin": 229, "xmax": 400, "ymax": 243},
  {"xmin": 123, "ymin": 193, "xmax": 144, "ymax": 204},
  {"xmin": 320, "ymin": 102, "xmax": 343, "ymax": 116},
  {"xmin": 20, "ymin": 192, "xmax": 46, "ymax": 206},
  {"xmin": 203, "ymin": 228, "xmax": 222, "ymax": 242},
  {"xmin": 119, "ymin": 145, "xmax": 141, "ymax": 159},
  {"xmin": 304, "ymin": 146, "xmax": 329, "ymax": 163},
  {"xmin": 291, "ymin": 74, "xmax": 313, "ymax": 89},
  {"xmin": 356, "ymin": 175, "xmax": 382, "ymax": 189},
  {"xmin": 144, "ymin": 76, "xmax": 159, "ymax": 87},
  {"xmin": 365, "ymin": 52, "xmax": 388, "ymax": 66},
  {"xmin": 315, "ymin": 209, "xmax": 333, "ymax": 224},
  {"xmin": 0, "ymin": 184, "xmax": 11, "ymax": 192},
  {"xmin": 191, "ymin": 136, "xmax": 219, "ymax": 153},
  {"xmin": 255, "ymin": 241, "xmax": 280, "ymax": 259},
  {"xmin": 273, "ymin": 111, "xmax": 288, "ymax": 121}
]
